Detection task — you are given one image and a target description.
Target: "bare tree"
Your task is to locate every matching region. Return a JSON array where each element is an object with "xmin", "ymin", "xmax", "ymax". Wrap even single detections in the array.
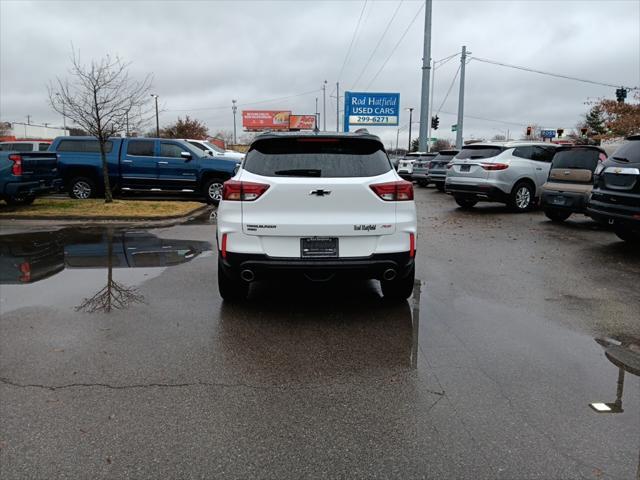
[{"xmin": 49, "ymin": 50, "xmax": 152, "ymax": 202}]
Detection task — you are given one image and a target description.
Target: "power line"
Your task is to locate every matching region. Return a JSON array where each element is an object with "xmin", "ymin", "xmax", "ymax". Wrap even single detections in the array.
[
  {"xmin": 165, "ymin": 89, "xmax": 321, "ymax": 112},
  {"xmin": 470, "ymin": 56, "xmax": 638, "ymax": 90},
  {"xmin": 365, "ymin": 2, "xmax": 425, "ymax": 90},
  {"xmin": 435, "ymin": 64, "xmax": 461, "ymax": 114},
  {"xmin": 336, "ymin": 0, "xmax": 368, "ymax": 84},
  {"xmin": 350, "ymin": 0, "xmax": 404, "ymax": 90}
]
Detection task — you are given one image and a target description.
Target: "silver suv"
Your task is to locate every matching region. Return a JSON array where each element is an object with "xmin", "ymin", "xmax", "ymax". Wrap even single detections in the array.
[{"xmin": 445, "ymin": 142, "xmax": 557, "ymax": 211}]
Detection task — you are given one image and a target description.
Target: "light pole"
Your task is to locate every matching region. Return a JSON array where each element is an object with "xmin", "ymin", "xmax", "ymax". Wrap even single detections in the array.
[
  {"xmin": 322, "ymin": 80, "xmax": 327, "ymax": 131},
  {"xmin": 150, "ymin": 94, "xmax": 159, "ymax": 137},
  {"xmin": 55, "ymin": 93, "xmax": 67, "ymax": 133},
  {"xmin": 315, "ymin": 97, "xmax": 319, "ymax": 130},
  {"xmin": 406, "ymin": 107, "xmax": 414, "ymax": 152},
  {"xmin": 231, "ymin": 99, "xmax": 238, "ymax": 144}
]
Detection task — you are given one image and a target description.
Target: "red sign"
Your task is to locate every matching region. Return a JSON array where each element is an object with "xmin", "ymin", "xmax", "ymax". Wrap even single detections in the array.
[
  {"xmin": 289, "ymin": 115, "xmax": 316, "ymax": 130},
  {"xmin": 242, "ymin": 110, "xmax": 291, "ymax": 131}
]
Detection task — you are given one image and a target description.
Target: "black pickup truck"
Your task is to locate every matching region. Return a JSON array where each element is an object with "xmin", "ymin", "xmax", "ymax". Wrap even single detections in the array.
[{"xmin": 0, "ymin": 150, "xmax": 60, "ymax": 205}]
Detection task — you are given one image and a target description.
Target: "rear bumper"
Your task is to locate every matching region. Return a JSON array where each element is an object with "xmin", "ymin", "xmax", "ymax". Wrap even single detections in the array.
[
  {"xmin": 398, "ymin": 172, "xmax": 413, "ymax": 181},
  {"xmin": 540, "ymin": 190, "xmax": 589, "ymax": 213},
  {"xmin": 429, "ymin": 172, "xmax": 446, "ymax": 184},
  {"xmin": 220, "ymin": 251, "xmax": 415, "ymax": 281},
  {"xmin": 587, "ymin": 196, "xmax": 640, "ymax": 230},
  {"xmin": 445, "ymin": 182, "xmax": 509, "ymax": 202},
  {"xmin": 3, "ymin": 178, "xmax": 62, "ymax": 197}
]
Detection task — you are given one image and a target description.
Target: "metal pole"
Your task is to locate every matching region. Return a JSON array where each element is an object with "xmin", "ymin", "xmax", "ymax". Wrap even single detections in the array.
[
  {"xmin": 396, "ymin": 128, "xmax": 400, "ymax": 154},
  {"xmin": 150, "ymin": 94, "xmax": 159, "ymax": 137},
  {"xmin": 231, "ymin": 99, "xmax": 237, "ymax": 144},
  {"xmin": 455, "ymin": 46, "xmax": 467, "ymax": 149},
  {"xmin": 323, "ymin": 80, "xmax": 327, "ymax": 131},
  {"xmin": 426, "ymin": 58, "xmax": 435, "ymax": 152},
  {"xmin": 407, "ymin": 108, "xmax": 414, "ymax": 152},
  {"xmin": 125, "ymin": 112, "xmax": 129, "ymax": 137},
  {"xmin": 418, "ymin": 0, "xmax": 433, "ymax": 152},
  {"xmin": 336, "ymin": 82, "xmax": 340, "ymax": 132}
]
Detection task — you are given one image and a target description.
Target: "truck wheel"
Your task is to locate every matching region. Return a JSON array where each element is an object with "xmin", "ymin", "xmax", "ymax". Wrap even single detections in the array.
[
  {"xmin": 204, "ymin": 178, "xmax": 224, "ymax": 204},
  {"xmin": 218, "ymin": 260, "xmax": 249, "ymax": 302},
  {"xmin": 381, "ymin": 265, "xmax": 415, "ymax": 301},
  {"xmin": 509, "ymin": 181, "xmax": 534, "ymax": 212},
  {"xmin": 544, "ymin": 209, "xmax": 571, "ymax": 222},
  {"xmin": 454, "ymin": 196, "xmax": 477, "ymax": 209},
  {"xmin": 436, "ymin": 183, "xmax": 445, "ymax": 192},
  {"xmin": 69, "ymin": 177, "xmax": 95, "ymax": 199},
  {"xmin": 5, "ymin": 195, "xmax": 35, "ymax": 206}
]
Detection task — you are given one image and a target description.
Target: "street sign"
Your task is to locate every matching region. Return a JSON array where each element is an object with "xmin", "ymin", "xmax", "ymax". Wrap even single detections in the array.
[
  {"xmin": 343, "ymin": 91, "xmax": 400, "ymax": 132},
  {"xmin": 541, "ymin": 129, "xmax": 556, "ymax": 139},
  {"xmin": 451, "ymin": 124, "xmax": 457, "ymax": 132},
  {"xmin": 429, "ymin": 137, "xmax": 438, "ymax": 142}
]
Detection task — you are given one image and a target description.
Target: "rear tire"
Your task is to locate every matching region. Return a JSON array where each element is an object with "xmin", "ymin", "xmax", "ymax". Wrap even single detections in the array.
[
  {"xmin": 381, "ymin": 265, "xmax": 415, "ymax": 301},
  {"xmin": 417, "ymin": 180, "xmax": 428, "ymax": 187},
  {"xmin": 218, "ymin": 260, "xmax": 249, "ymax": 302},
  {"xmin": 436, "ymin": 183, "xmax": 445, "ymax": 192},
  {"xmin": 509, "ymin": 181, "xmax": 534, "ymax": 212},
  {"xmin": 68, "ymin": 176, "xmax": 95, "ymax": 199},
  {"xmin": 544, "ymin": 209, "xmax": 571, "ymax": 222},
  {"xmin": 454, "ymin": 196, "xmax": 477, "ymax": 209},
  {"xmin": 204, "ymin": 178, "xmax": 225, "ymax": 205},
  {"xmin": 614, "ymin": 227, "xmax": 640, "ymax": 243}
]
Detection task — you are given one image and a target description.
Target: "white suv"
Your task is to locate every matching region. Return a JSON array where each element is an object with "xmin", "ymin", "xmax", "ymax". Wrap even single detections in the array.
[
  {"xmin": 216, "ymin": 132, "xmax": 417, "ymax": 301},
  {"xmin": 445, "ymin": 142, "xmax": 557, "ymax": 211}
]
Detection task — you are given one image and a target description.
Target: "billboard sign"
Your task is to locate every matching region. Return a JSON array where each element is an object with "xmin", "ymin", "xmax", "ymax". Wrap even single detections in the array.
[
  {"xmin": 344, "ymin": 92, "xmax": 400, "ymax": 132},
  {"xmin": 242, "ymin": 110, "xmax": 291, "ymax": 131},
  {"xmin": 540, "ymin": 129, "xmax": 556, "ymax": 139},
  {"xmin": 289, "ymin": 115, "xmax": 317, "ymax": 130}
]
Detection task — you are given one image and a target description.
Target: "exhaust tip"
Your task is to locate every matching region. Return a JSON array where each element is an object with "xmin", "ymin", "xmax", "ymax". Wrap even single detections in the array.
[
  {"xmin": 240, "ymin": 269, "xmax": 255, "ymax": 282},
  {"xmin": 383, "ymin": 269, "xmax": 397, "ymax": 281}
]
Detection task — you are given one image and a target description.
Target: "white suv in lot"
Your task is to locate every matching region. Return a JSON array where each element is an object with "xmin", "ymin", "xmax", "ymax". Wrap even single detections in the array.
[
  {"xmin": 216, "ymin": 132, "xmax": 417, "ymax": 301},
  {"xmin": 445, "ymin": 141, "xmax": 557, "ymax": 211}
]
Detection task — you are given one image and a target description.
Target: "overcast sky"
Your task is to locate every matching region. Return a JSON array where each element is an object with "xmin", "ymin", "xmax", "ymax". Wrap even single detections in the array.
[{"xmin": 1, "ymin": 0, "xmax": 638, "ymax": 147}]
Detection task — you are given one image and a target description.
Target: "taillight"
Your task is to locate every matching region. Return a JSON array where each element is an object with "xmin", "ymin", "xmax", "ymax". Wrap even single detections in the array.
[
  {"xmin": 220, "ymin": 233, "xmax": 228, "ymax": 259},
  {"xmin": 370, "ymin": 181, "xmax": 414, "ymax": 201},
  {"xmin": 409, "ymin": 233, "xmax": 416, "ymax": 258},
  {"xmin": 19, "ymin": 261, "xmax": 31, "ymax": 283},
  {"xmin": 480, "ymin": 163, "xmax": 509, "ymax": 171},
  {"xmin": 8, "ymin": 154, "xmax": 22, "ymax": 176},
  {"xmin": 222, "ymin": 180, "xmax": 270, "ymax": 201}
]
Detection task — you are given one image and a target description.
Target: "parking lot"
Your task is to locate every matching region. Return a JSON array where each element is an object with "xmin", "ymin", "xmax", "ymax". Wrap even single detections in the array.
[{"xmin": 1, "ymin": 187, "xmax": 638, "ymax": 479}]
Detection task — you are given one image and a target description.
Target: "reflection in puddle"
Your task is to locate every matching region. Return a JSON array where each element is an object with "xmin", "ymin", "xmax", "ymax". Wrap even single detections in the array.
[{"xmin": 0, "ymin": 227, "xmax": 211, "ymax": 313}]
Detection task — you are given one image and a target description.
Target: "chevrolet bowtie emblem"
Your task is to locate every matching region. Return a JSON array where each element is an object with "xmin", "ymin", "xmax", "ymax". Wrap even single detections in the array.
[
  {"xmin": 614, "ymin": 168, "xmax": 622, "ymax": 174},
  {"xmin": 310, "ymin": 189, "xmax": 331, "ymax": 196}
]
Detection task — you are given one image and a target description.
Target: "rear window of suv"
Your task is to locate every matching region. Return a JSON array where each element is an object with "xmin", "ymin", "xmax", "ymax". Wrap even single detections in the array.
[
  {"xmin": 610, "ymin": 141, "xmax": 640, "ymax": 164},
  {"xmin": 456, "ymin": 146, "xmax": 503, "ymax": 160},
  {"xmin": 243, "ymin": 137, "xmax": 392, "ymax": 178},
  {"xmin": 552, "ymin": 148, "xmax": 603, "ymax": 171}
]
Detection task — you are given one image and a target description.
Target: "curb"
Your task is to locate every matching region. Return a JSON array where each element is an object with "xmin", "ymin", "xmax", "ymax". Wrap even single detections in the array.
[{"xmin": 0, "ymin": 205, "xmax": 213, "ymax": 228}]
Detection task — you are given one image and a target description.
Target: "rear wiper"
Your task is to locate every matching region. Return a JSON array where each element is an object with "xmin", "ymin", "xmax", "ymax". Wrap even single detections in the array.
[
  {"xmin": 274, "ymin": 169, "xmax": 321, "ymax": 177},
  {"xmin": 612, "ymin": 156, "xmax": 629, "ymax": 163}
]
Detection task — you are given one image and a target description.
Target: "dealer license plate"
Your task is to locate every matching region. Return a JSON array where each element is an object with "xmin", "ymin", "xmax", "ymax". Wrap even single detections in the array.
[{"xmin": 301, "ymin": 237, "xmax": 338, "ymax": 258}]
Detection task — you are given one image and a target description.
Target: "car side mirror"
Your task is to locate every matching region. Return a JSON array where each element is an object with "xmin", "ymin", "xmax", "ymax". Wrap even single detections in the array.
[
  {"xmin": 233, "ymin": 163, "xmax": 240, "ymax": 175},
  {"xmin": 180, "ymin": 151, "xmax": 192, "ymax": 161},
  {"xmin": 205, "ymin": 149, "xmax": 215, "ymax": 156}
]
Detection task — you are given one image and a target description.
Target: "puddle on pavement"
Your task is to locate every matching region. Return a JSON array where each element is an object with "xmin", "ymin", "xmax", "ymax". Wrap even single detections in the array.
[
  {"xmin": 183, "ymin": 206, "xmax": 217, "ymax": 225},
  {"xmin": 0, "ymin": 227, "xmax": 211, "ymax": 313}
]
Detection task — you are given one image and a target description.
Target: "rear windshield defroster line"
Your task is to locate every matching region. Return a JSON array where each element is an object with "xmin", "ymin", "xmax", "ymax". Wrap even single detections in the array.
[{"xmin": 243, "ymin": 137, "xmax": 392, "ymax": 178}]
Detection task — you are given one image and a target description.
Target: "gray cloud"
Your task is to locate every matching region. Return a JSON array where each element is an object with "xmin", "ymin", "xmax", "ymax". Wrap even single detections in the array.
[{"xmin": 1, "ymin": 0, "xmax": 638, "ymax": 147}]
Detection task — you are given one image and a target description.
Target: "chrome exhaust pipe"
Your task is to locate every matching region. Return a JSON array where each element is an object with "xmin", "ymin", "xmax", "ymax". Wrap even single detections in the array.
[
  {"xmin": 240, "ymin": 269, "xmax": 255, "ymax": 282},
  {"xmin": 382, "ymin": 269, "xmax": 397, "ymax": 281}
]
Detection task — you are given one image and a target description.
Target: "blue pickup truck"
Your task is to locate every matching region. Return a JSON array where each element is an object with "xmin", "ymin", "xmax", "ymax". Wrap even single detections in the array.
[
  {"xmin": 0, "ymin": 150, "xmax": 60, "ymax": 205},
  {"xmin": 49, "ymin": 136, "xmax": 239, "ymax": 203}
]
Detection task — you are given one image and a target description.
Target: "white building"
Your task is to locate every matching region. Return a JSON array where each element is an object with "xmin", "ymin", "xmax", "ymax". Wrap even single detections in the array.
[{"xmin": 2, "ymin": 122, "xmax": 69, "ymax": 139}]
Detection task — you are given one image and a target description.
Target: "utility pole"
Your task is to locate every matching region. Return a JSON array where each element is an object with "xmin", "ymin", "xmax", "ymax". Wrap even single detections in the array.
[
  {"xmin": 125, "ymin": 112, "xmax": 129, "ymax": 137},
  {"xmin": 455, "ymin": 46, "xmax": 467, "ymax": 149},
  {"xmin": 231, "ymin": 99, "xmax": 238, "ymax": 143},
  {"xmin": 26, "ymin": 115, "xmax": 31, "ymax": 125},
  {"xmin": 396, "ymin": 128, "xmax": 400, "ymax": 154},
  {"xmin": 151, "ymin": 94, "xmax": 159, "ymax": 137},
  {"xmin": 426, "ymin": 58, "xmax": 435, "ymax": 152},
  {"xmin": 336, "ymin": 81, "xmax": 340, "ymax": 132},
  {"xmin": 407, "ymin": 108, "xmax": 414, "ymax": 152},
  {"xmin": 322, "ymin": 80, "xmax": 327, "ymax": 131},
  {"xmin": 418, "ymin": 0, "xmax": 433, "ymax": 152},
  {"xmin": 315, "ymin": 97, "xmax": 319, "ymax": 130}
]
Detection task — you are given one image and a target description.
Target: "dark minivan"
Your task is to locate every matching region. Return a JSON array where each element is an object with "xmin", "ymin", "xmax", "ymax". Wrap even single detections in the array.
[
  {"xmin": 587, "ymin": 135, "xmax": 640, "ymax": 242},
  {"xmin": 540, "ymin": 145, "xmax": 607, "ymax": 222}
]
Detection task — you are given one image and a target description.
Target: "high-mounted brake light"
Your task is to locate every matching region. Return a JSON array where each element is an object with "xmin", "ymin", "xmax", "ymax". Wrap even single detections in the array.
[
  {"xmin": 370, "ymin": 180, "xmax": 414, "ymax": 201},
  {"xmin": 8, "ymin": 154, "xmax": 22, "ymax": 176},
  {"xmin": 480, "ymin": 162, "xmax": 509, "ymax": 171},
  {"xmin": 296, "ymin": 138, "xmax": 340, "ymax": 143},
  {"xmin": 222, "ymin": 180, "xmax": 270, "ymax": 201}
]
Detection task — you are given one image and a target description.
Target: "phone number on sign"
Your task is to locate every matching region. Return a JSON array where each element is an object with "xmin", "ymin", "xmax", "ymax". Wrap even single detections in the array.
[{"xmin": 349, "ymin": 115, "xmax": 397, "ymax": 125}]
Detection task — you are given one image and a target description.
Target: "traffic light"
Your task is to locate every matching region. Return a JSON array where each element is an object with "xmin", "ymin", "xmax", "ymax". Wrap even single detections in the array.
[
  {"xmin": 616, "ymin": 88, "xmax": 627, "ymax": 103},
  {"xmin": 556, "ymin": 128, "xmax": 564, "ymax": 137},
  {"xmin": 431, "ymin": 115, "xmax": 440, "ymax": 130},
  {"xmin": 526, "ymin": 126, "xmax": 532, "ymax": 137},
  {"xmin": 580, "ymin": 127, "xmax": 588, "ymax": 136}
]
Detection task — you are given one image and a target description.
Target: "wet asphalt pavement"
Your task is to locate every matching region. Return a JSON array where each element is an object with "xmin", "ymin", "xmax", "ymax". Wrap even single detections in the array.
[{"xmin": 1, "ymin": 188, "xmax": 638, "ymax": 479}]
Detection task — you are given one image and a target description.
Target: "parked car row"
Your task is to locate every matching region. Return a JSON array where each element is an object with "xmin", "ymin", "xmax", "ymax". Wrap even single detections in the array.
[
  {"xmin": 403, "ymin": 136, "xmax": 640, "ymax": 243},
  {"xmin": 0, "ymin": 137, "xmax": 245, "ymax": 205}
]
